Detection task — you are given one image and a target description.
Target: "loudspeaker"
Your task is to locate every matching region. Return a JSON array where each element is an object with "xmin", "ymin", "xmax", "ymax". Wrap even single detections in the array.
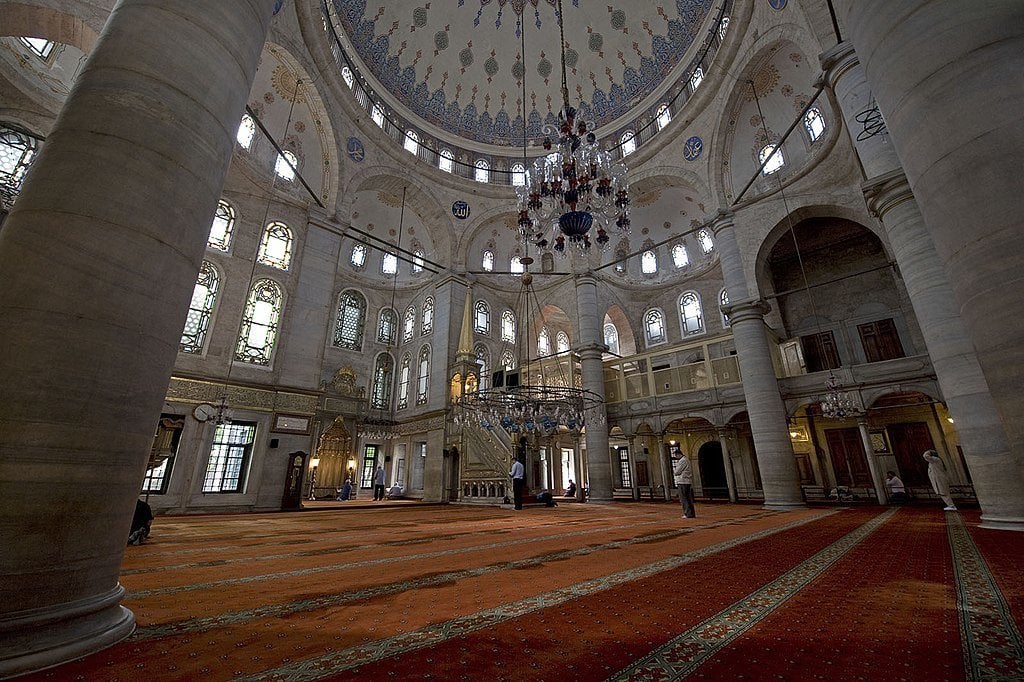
[
  {"xmin": 505, "ymin": 371, "xmax": 520, "ymax": 388},
  {"xmin": 269, "ymin": 438, "xmax": 279, "ymax": 448},
  {"xmin": 492, "ymin": 369, "xmax": 505, "ymax": 388}
]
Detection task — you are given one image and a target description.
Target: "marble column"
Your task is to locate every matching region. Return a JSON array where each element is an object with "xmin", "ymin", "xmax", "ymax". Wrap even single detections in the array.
[
  {"xmin": 823, "ymin": 41, "xmax": 1024, "ymax": 529},
  {"xmin": 835, "ymin": 2, "xmax": 1024, "ymax": 526},
  {"xmin": 718, "ymin": 428, "xmax": 739, "ymax": 503},
  {"xmin": 574, "ymin": 274, "xmax": 612, "ymax": 501},
  {"xmin": 713, "ymin": 212, "xmax": 804, "ymax": 509},
  {"xmin": 856, "ymin": 418, "xmax": 888, "ymax": 504},
  {"xmin": 0, "ymin": 1, "xmax": 276, "ymax": 675}
]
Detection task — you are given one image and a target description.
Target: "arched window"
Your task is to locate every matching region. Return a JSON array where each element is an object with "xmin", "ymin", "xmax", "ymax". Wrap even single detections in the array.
[
  {"xmin": 378, "ymin": 308, "xmax": 398, "ymax": 345},
  {"xmin": 511, "ymin": 163, "xmax": 526, "ymax": 187},
  {"xmin": 719, "ymin": 15, "xmax": 730, "ymax": 40},
  {"xmin": 416, "ymin": 345, "xmax": 430, "ymax": 404},
  {"xmin": 207, "ymin": 199, "xmax": 235, "ymax": 251},
  {"xmin": 475, "ymin": 344, "xmax": 490, "ymax": 389},
  {"xmin": 671, "ymin": 243, "xmax": 689, "ymax": 268},
  {"xmin": 0, "ymin": 125, "xmax": 39, "ymax": 200},
  {"xmin": 19, "ymin": 37, "xmax": 54, "ymax": 60},
  {"xmin": 656, "ymin": 104, "xmax": 671, "ymax": 131},
  {"xmin": 644, "ymin": 308, "xmax": 667, "ymax": 346},
  {"xmin": 402, "ymin": 306, "xmax": 416, "ymax": 343},
  {"xmin": 351, "ymin": 243, "xmax": 367, "ymax": 267},
  {"xmin": 501, "ymin": 349, "xmax": 515, "ymax": 370},
  {"xmin": 689, "ymin": 67, "xmax": 704, "ymax": 92},
  {"xmin": 759, "ymin": 143, "xmax": 785, "ymax": 175},
  {"xmin": 641, "ymin": 250, "xmax": 658, "ymax": 274},
  {"xmin": 371, "ymin": 104, "xmax": 386, "ymax": 128},
  {"xmin": 439, "ymin": 148, "xmax": 454, "ymax": 173},
  {"xmin": 235, "ymin": 279, "xmax": 283, "ymax": 365},
  {"xmin": 275, "ymin": 150, "xmax": 297, "ymax": 180},
  {"xmin": 421, "ymin": 296, "xmax": 434, "ymax": 336},
  {"xmin": 556, "ymin": 331, "xmax": 570, "ymax": 354},
  {"xmin": 679, "ymin": 291, "xmax": 705, "ymax": 336},
  {"xmin": 501, "ymin": 310, "xmax": 516, "ymax": 343},
  {"xmin": 620, "ymin": 131, "xmax": 636, "ymax": 156},
  {"xmin": 341, "ymin": 65, "xmax": 354, "ymax": 89},
  {"xmin": 382, "ymin": 251, "xmax": 398, "ymax": 275},
  {"xmin": 334, "ymin": 290, "xmax": 366, "ymax": 350},
  {"xmin": 412, "ymin": 250, "xmax": 425, "ymax": 273},
  {"xmin": 257, "ymin": 221, "xmax": 293, "ymax": 270},
  {"xmin": 404, "ymin": 130, "xmax": 419, "ymax": 155},
  {"xmin": 370, "ymin": 353, "xmax": 395, "ymax": 409},
  {"xmin": 510, "ymin": 256, "xmax": 525, "ymax": 275},
  {"xmin": 482, "ymin": 250, "xmax": 494, "ymax": 272},
  {"xmin": 603, "ymin": 323, "xmax": 620, "ymax": 355},
  {"xmin": 398, "ymin": 353, "xmax": 412, "ymax": 409},
  {"xmin": 804, "ymin": 105, "xmax": 826, "ymax": 142},
  {"xmin": 537, "ymin": 327, "xmax": 551, "ymax": 356},
  {"xmin": 474, "ymin": 300, "xmax": 490, "ymax": 334},
  {"xmin": 236, "ymin": 114, "xmax": 256, "ymax": 150},
  {"xmin": 180, "ymin": 261, "xmax": 220, "ymax": 354},
  {"xmin": 697, "ymin": 229, "xmax": 714, "ymax": 254},
  {"xmin": 474, "ymin": 159, "xmax": 490, "ymax": 183},
  {"xmin": 720, "ymin": 288, "xmax": 731, "ymax": 327}
]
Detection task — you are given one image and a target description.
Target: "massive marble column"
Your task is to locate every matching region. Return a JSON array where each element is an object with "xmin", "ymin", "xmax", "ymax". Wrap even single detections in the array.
[
  {"xmin": 575, "ymin": 274, "xmax": 612, "ymax": 501},
  {"xmin": 713, "ymin": 212, "xmax": 804, "ymax": 508},
  {"xmin": 823, "ymin": 41, "xmax": 1024, "ymax": 528},
  {"xmin": 0, "ymin": 1, "xmax": 276, "ymax": 675},
  {"xmin": 834, "ymin": 2, "xmax": 1024, "ymax": 521}
]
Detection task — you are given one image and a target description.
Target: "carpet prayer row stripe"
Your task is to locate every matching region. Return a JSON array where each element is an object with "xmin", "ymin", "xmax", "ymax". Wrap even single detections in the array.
[
  {"xmin": 607, "ymin": 508, "xmax": 896, "ymax": 680},
  {"xmin": 947, "ymin": 512, "xmax": 1024, "ymax": 680},
  {"xmin": 240, "ymin": 510, "xmax": 837, "ymax": 681},
  {"xmin": 126, "ymin": 513, "xmax": 678, "ymax": 597},
  {"xmin": 133, "ymin": 510, "xmax": 788, "ymax": 639}
]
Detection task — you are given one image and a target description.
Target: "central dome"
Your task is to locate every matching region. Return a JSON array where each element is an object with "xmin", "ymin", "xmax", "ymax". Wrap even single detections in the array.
[{"xmin": 329, "ymin": 0, "xmax": 717, "ymax": 147}]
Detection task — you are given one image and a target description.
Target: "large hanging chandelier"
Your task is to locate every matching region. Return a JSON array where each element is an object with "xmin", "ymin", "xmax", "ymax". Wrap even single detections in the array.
[
  {"xmin": 455, "ymin": 258, "xmax": 604, "ymax": 436},
  {"xmin": 819, "ymin": 373, "xmax": 858, "ymax": 420},
  {"xmin": 515, "ymin": 0, "xmax": 630, "ymax": 256}
]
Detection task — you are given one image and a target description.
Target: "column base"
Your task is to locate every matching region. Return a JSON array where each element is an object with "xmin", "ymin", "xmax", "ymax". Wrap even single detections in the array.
[
  {"xmin": 762, "ymin": 501, "xmax": 807, "ymax": 512},
  {"xmin": 0, "ymin": 585, "xmax": 135, "ymax": 678},
  {"xmin": 978, "ymin": 515, "xmax": 1024, "ymax": 532}
]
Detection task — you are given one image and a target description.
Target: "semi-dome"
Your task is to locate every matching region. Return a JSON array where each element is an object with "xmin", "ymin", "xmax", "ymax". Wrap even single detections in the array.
[{"xmin": 327, "ymin": 0, "xmax": 718, "ymax": 148}]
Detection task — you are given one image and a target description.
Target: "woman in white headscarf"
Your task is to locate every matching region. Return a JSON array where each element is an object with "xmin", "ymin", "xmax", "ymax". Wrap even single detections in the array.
[{"xmin": 922, "ymin": 449, "xmax": 956, "ymax": 510}]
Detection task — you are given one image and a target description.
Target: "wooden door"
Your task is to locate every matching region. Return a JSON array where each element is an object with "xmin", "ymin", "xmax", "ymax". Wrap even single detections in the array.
[
  {"xmin": 886, "ymin": 422, "xmax": 933, "ymax": 486},
  {"xmin": 281, "ymin": 452, "xmax": 306, "ymax": 510},
  {"xmin": 824, "ymin": 428, "xmax": 872, "ymax": 487},
  {"xmin": 858, "ymin": 318, "xmax": 905, "ymax": 362},
  {"xmin": 800, "ymin": 331, "xmax": 841, "ymax": 372}
]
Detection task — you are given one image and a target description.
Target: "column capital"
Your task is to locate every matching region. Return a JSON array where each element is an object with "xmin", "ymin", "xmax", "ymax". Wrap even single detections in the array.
[
  {"xmin": 862, "ymin": 169, "xmax": 914, "ymax": 219},
  {"xmin": 710, "ymin": 208, "xmax": 736, "ymax": 236},
  {"xmin": 720, "ymin": 299, "xmax": 771, "ymax": 323},
  {"xmin": 819, "ymin": 41, "xmax": 859, "ymax": 89},
  {"xmin": 573, "ymin": 272, "xmax": 598, "ymax": 287},
  {"xmin": 575, "ymin": 343, "xmax": 608, "ymax": 359}
]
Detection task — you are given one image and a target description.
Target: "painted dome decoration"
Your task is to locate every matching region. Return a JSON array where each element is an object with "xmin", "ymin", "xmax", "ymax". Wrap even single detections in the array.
[{"xmin": 329, "ymin": 0, "xmax": 716, "ymax": 146}]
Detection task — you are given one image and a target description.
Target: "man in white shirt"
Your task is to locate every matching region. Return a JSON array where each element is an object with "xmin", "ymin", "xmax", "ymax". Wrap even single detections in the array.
[
  {"xmin": 885, "ymin": 470, "xmax": 908, "ymax": 503},
  {"xmin": 509, "ymin": 456, "xmax": 525, "ymax": 510},
  {"xmin": 672, "ymin": 447, "xmax": 696, "ymax": 518}
]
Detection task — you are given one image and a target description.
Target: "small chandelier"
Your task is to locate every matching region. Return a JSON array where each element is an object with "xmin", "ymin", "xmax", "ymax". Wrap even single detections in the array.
[
  {"xmin": 515, "ymin": 0, "xmax": 630, "ymax": 255},
  {"xmin": 357, "ymin": 416, "xmax": 399, "ymax": 441},
  {"xmin": 820, "ymin": 373, "xmax": 858, "ymax": 419}
]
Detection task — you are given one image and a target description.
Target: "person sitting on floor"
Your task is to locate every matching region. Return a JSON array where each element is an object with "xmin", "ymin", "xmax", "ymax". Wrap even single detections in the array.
[
  {"xmin": 535, "ymin": 490, "xmax": 558, "ymax": 507},
  {"xmin": 886, "ymin": 471, "xmax": 909, "ymax": 503},
  {"xmin": 128, "ymin": 498, "xmax": 153, "ymax": 546},
  {"xmin": 337, "ymin": 479, "xmax": 353, "ymax": 501},
  {"xmin": 564, "ymin": 480, "xmax": 577, "ymax": 497},
  {"xmin": 386, "ymin": 482, "xmax": 404, "ymax": 500}
]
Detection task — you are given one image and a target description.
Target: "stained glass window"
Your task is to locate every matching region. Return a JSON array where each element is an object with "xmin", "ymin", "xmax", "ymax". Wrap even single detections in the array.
[
  {"xmin": 641, "ymin": 250, "xmax": 658, "ymax": 274},
  {"xmin": 482, "ymin": 250, "xmax": 494, "ymax": 271},
  {"xmin": 620, "ymin": 131, "xmax": 636, "ymax": 156},
  {"xmin": 378, "ymin": 308, "xmax": 398, "ymax": 345},
  {"xmin": 689, "ymin": 67, "xmax": 704, "ymax": 92},
  {"xmin": 180, "ymin": 261, "xmax": 220, "ymax": 354},
  {"xmin": 416, "ymin": 345, "xmax": 430, "ymax": 404},
  {"xmin": 237, "ymin": 114, "xmax": 256, "ymax": 149},
  {"xmin": 439, "ymin": 149, "xmax": 454, "ymax": 173},
  {"xmin": 556, "ymin": 331, "xmax": 570, "ymax": 354},
  {"xmin": 207, "ymin": 200, "xmax": 235, "ymax": 251},
  {"xmin": 720, "ymin": 288, "xmax": 731, "ymax": 327},
  {"xmin": 398, "ymin": 353, "xmax": 411, "ymax": 409},
  {"xmin": 404, "ymin": 130, "xmax": 419, "ymax": 155},
  {"xmin": 804, "ymin": 106, "xmax": 825, "ymax": 142},
  {"xmin": 671, "ymin": 243, "xmax": 689, "ymax": 268},
  {"xmin": 719, "ymin": 15, "xmax": 730, "ymax": 40},
  {"xmin": 759, "ymin": 143, "xmax": 785, "ymax": 175},
  {"xmin": 334, "ymin": 289, "xmax": 366, "ymax": 350},
  {"xmin": 341, "ymin": 66, "xmax": 354, "ymax": 89},
  {"xmin": 511, "ymin": 163, "xmax": 526, "ymax": 186},
  {"xmin": 475, "ymin": 344, "xmax": 489, "ymax": 389},
  {"xmin": 371, "ymin": 353, "xmax": 394, "ymax": 409},
  {"xmin": 421, "ymin": 297, "xmax": 434, "ymax": 336},
  {"xmin": 644, "ymin": 308, "xmax": 666, "ymax": 346},
  {"xmin": 403, "ymin": 306, "xmax": 416, "ymax": 343},
  {"xmin": 0, "ymin": 125, "xmax": 38, "ymax": 205},
  {"xmin": 501, "ymin": 349, "xmax": 515, "ymax": 370},
  {"xmin": 412, "ymin": 250, "xmax": 424, "ymax": 273},
  {"xmin": 19, "ymin": 37, "xmax": 54, "ymax": 60},
  {"xmin": 475, "ymin": 159, "xmax": 489, "ymax": 183},
  {"xmin": 371, "ymin": 104, "xmax": 386, "ymax": 128},
  {"xmin": 474, "ymin": 300, "xmax": 490, "ymax": 334},
  {"xmin": 351, "ymin": 243, "xmax": 367, "ymax": 267},
  {"xmin": 656, "ymin": 104, "xmax": 671, "ymax": 131},
  {"xmin": 501, "ymin": 310, "xmax": 516, "ymax": 343},
  {"xmin": 235, "ymin": 279, "xmax": 283, "ymax": 365},
  {"xmin": 604, "ymin": 323, "xmax": 620, "ymax": 355},
  {"xmin": 202, "ymin": 421, "xmax": 256, "ymax": 493},
  {"xmin": 679, "ymin": 291, "xmax": 705, "ymax": 336},
  {"xmin": 382, "ymin": 252, "xmax": 398, "ymax": 275},
  {"xmin": 537, "ymin": 327, "xmax": 551, "ymax": 356},
  {"xmin": 697, "ymin": 229, "xmax": 715, "ymax": 254},
  {"xmin": 510, "ymin": 256, "xmax": 525, "ymax": 275},
  {"xmin": 257, "ymin": 221, "xmax": 293, "ymax": 269},
  {"xmin": 275, "ymin": 150, "xmax": 297, "ymax": 180}
]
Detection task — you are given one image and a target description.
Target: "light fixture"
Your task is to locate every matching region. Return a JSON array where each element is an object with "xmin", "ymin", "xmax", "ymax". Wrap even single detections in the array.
[
  {"xmin": 515, "ymin": 0, "xmax": 630, "ymax": 255},
  {"xmin": 213, "ymin": 395, "xmax": 232, "ymax": 425},
  {"xmin": 454, "ymin": 257, "xmax": 604, "ymax": 436},
  {"xmin": 357, "ymin": 187, "xmax": 406, "ymax": 441},
  {"xmin": 819, "ymin": 373, "xmax": 858, "ymax": 420}
]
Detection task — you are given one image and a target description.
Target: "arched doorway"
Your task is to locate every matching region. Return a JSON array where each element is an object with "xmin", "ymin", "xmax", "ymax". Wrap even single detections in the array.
[{"xmin": 697, "ymin": 441, "xmax": 729, "ymax": 498}]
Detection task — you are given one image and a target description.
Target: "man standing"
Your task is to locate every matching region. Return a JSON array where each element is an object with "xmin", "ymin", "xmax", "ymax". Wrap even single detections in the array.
[
  {"xmin": 373, "ymin": 464, "xmax": 387, "ymax": 501},
  {"xmin": 672, "ymin": 447, "xmax": 696, "ymax": 518},
  {"xmin": 510, "ymin": 455, "xmax": 526, "ymax": 510}
]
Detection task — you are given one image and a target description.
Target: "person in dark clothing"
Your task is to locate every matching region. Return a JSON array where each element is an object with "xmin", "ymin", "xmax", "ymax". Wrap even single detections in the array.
[{"xmin": 128, "ymin": 498, "xmax": 153, "ymax": 545}]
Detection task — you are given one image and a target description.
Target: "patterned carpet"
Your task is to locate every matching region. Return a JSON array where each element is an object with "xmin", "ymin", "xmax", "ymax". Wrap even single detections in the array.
[{"xmin": 22, "ymin": 504, "xmax": 1024, "ymax": 681}]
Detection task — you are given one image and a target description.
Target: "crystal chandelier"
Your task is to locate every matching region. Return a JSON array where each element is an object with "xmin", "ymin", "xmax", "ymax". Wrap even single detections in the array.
[
  {"xmin": 515, "ymin": 0, "xmax": 630, "ymax": 255},
  {"xmin": 819, "ymin": 373, "xmax": 858, "ymax": 419},
  {"xmin": 455, "ymin": 259, "xmax": 604, "ymax": 436}
]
